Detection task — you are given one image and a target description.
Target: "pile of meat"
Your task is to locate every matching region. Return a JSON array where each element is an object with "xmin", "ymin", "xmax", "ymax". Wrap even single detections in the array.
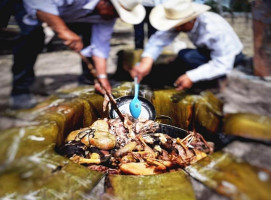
[{"xmin": 59, "ymin": 115, "xmax": 213, "ymax": 175}]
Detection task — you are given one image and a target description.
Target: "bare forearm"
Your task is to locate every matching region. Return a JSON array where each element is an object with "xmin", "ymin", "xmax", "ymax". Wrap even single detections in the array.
[
  {"xmin": 141, "ymin": 57, "xmax": 154, "ymax": 68},
  {"xmin": 36, "ymin": 10, "xmax": 69, "ymax": 34},
  {"xmin": 130, "ymin": 56, "xmax": 154, "ymax": 82},
  {"xmin": 36, "ymin": 10, "xmax": 83, "ymax": 51},
  {"xmin": 92, "ymin": 56, "xmax": 107, "ymax": 75},
  {"xmin": 92, "ymin": 56, "xmax": 111, "ymax": 94}
]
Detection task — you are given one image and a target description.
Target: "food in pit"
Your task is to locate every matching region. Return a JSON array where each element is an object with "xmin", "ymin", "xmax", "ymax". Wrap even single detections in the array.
[{"xmin": 59, "ymin": 115, "xmax": 213, "ymax": 175}]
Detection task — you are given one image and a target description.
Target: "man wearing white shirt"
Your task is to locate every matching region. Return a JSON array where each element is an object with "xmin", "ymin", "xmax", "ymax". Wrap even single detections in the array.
[
  {"xmin": 7, "ymin": 0, "xmax": 145, "ymax": 108},
  {"xmin": 130, "ymin": 0, "xmax": 244, "ymax": 91}
]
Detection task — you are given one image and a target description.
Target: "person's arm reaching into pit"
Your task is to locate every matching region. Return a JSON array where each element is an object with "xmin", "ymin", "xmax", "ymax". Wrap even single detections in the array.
[
  {"xmin": 130, "ymin": 57, "xmax": 154, "ymax": 82},
  {"xmin": 92, "ymin": 55, "xmax": 111, "ymax": 94},
  {"xmin": 36, "ymin": 10, "xmax": 83, "ymax": 52}
]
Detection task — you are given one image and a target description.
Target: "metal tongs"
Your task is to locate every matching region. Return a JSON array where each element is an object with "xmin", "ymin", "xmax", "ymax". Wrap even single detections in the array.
[{"xmin": 79, "ymin": 53, "xmax": 124, "ymax": 122}]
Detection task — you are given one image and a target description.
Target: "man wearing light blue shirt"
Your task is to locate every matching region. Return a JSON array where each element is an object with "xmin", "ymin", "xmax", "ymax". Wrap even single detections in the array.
[
  {"xmin": 6, "ymin": 0, "xmax": 145, "ymax": 108},
  {"xmin": 130, "ymin": 0, "xmax": 244, "ymax": 91}
]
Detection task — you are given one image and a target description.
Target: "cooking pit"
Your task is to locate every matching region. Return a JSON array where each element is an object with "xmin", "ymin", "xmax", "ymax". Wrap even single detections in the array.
[
  {"xmin": 58, "ymin": 115, "xmax": 214, "ymax": 175},
  {"xmin": 0, "ymin": 83, "xmax": 271, "ymax": 199}
]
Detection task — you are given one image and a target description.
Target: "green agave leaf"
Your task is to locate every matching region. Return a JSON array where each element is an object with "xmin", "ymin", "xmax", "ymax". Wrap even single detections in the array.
[
  {"xmin": 121, "ymin": 49, "xmax": 143, "ymax": 70},
  {"xmin": 79, "ymin": 93, "xmax": 105, "ymax": 119},
  {"xmin": 186, "ymin": 151, "xmax": 271, "ymax": 200},
  {"xmin": 36, "ymin": 100, "xmax": 86, "ymax": 145},
  {"xmin": 0, "ymin": 147, "xmax": 104, "ymax": 199},
  {"xmin": 152, "ymin": 89, "xmax": 222, "ymax": 133},
  {"xmin": 3, "ymin": 96, "xmax": 62, "ymax": 121},
  {"xmin": 112, "ymin": 82, "xmax": 153, "ymax": 101},
  {"xmin": 152, "ymin": 89, "xmax": 194, "ymax": 130},
  {"xmin": 35, "ymin": 94, "xmax": 104, "ymax": 145},
  {"xmin": 106, "ymin": 170, "xmax": 195, "ymax": 200},
  {"xmin": 194, "ymin": 91, "xmax": 223, "ymax": 134},
  {"xmin": 223, "ymin": 113, "xmax": 271, "ymax": 141},
  {"xmin": 56, "ymin": 85, "xmax": 96, "ymax": 97},
  {"xmin": 0, "ymin": 123, "xmax": 59, "ymax": 164}
]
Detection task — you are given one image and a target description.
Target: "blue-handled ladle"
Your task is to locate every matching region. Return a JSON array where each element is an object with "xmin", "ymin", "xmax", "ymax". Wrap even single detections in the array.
[{"xmin": 129, "ymin": 77, "xmax": 142, "ymax": 119}]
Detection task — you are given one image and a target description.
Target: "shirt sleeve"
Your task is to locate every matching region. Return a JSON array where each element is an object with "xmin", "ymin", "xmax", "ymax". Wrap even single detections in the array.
[
  {"xmin": 142, "ymin": 30, "xmax": 179, "ymax": 60},
  {"xmin": 23, "ymin": 0, "xmax": 59, "ymax": 17},
  {"xmin": 186, "ymin": 32, "xmax": 237, "ymax": 82},
  {"xmin": 80, "ymin": 20, "xmax": 116, "ymax": 58},
  {"xmin": 23, "ymin": 0, "xmax": 59, "ymax": 25}
]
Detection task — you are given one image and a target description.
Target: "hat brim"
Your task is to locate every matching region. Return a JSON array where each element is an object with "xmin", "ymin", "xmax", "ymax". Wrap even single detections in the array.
[
  {"xmin": 150, "ymin": 3, "xmax": 210, "ymax": 31},
  {"xmin": 110, "ymin": 0, "xmax": 146, "ymax": 24}
]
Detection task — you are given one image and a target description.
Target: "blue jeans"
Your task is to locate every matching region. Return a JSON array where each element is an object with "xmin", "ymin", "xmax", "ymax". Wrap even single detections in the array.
[
  {"xmin": 133, "ymin": 6, "xmax": 157, "ymax": 49},
  {"xmin": 141, "ymin": 48, "xmax": 244, "ymax": 89},
  {"xmin": 176, "ymin": 48, "xmax": 244, "ymax": 75},
  {"xmin": 9, "ymin": 0, "xmax": 45, "ymax": 95},
  {"xmin": 2, "ymin": 1, "xmax": 93, "ymax": 95}
]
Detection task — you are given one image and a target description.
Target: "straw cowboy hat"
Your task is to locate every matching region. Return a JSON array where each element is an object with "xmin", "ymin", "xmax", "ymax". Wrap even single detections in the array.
[
  {"xmin": 110, "ymin": 0, "xmax": 146, "ymax": 24},
  {"xmin": 150, "ymin": 0, "xmax": 210, "ymax": 31}
]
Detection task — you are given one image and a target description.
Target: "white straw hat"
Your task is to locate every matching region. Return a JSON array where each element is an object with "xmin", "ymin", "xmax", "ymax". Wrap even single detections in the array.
[
  {"xmin": 150, "ymin": 0, "xmax": 210, "ymax": 31},
  {"xmin": 110, "ymin": 0, "xmax": 146, "ymax": 24}
]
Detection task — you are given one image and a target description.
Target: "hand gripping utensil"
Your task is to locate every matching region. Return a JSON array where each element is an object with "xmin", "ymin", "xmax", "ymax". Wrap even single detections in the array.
[
  {"xmin": 129, "ymin": 77, "xmax": 142, "ymax": 119},
  {"xmin": 79, "ymin": 53, "xmax": 124, "ymax": 121}
]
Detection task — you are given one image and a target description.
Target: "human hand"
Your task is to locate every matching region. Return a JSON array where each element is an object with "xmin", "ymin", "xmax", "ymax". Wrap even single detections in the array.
[
  {"xmin": 94, "ymin": 78, "xmax": 112, "ymax": 95},
  {"xmin": 58, "ymin": 29, "xmax": 83, "ymax": 52},
  {"xmin": 129, "ymin": 57, "xmax": 153, "ymax": 82},
  {"xmin": 174, "ymin": 74, "xmax": 193, "ymax": 91}
]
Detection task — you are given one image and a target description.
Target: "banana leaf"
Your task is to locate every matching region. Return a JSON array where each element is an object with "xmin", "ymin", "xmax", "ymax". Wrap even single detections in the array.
[
  {"xmin": 223, "ymin": 113, "xmax": 271, "ymax": 142},
  {"xmin": 185, "ymin": 151, "xmax": 271, "ymax": 200},
  {"xmin": 106, "ymin": 171, "xmax": 195, "ymax": 200}
]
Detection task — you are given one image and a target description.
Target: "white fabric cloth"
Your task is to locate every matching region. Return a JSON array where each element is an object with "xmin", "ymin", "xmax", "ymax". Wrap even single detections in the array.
[
  {"xmin": 142, "ymin": 12, "xmax": 243, "ymax": 82},
  {"xmin": 22, "ymin": 0, "xmax": 116, "ymax": 58}
]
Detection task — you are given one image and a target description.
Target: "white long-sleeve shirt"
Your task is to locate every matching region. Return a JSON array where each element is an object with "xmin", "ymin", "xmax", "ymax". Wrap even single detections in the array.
[
  {"xmin": 142, "ymin": 12, "xmax": 243, "ymax": 82},
  {"xmin": 22, "ymin": 0, "xmax": 116, "ymax": 58}
]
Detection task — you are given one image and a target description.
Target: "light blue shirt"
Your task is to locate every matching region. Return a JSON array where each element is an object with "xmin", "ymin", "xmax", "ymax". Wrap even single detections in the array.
[
  {"xmin": 193, "ymin": 0, "xmax": 206, "ymax": 4},
  {"xmin": 23, "ymin": 0, "xmax": 116, "ymax": 58},
  {"xmin": 142, "ymin": 0, "xmax": 167, "ymax": 7},
  {"xmin": 142, "ymin": 12, "xmax": 243, "ymax": 82}
]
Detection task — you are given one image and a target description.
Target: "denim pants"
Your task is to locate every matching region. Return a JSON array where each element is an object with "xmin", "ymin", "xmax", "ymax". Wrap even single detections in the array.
[
  {"xmin": 133, "ymin": 6, "xmax": 157, "ymax": 49},
  {"xmin": 141, "ymin": 48, "xmax": 244, "ymax": 88},
  {"xmin": 9, "ymin": 0, "xmax": 45, "ymax": 95},
  {"xmin": 176, "ymin": 48, "xmax": 244, "ymax": 73},
  {"xmin": 1, "ymin": 0, "xmax": 93, "ymax": 95}
]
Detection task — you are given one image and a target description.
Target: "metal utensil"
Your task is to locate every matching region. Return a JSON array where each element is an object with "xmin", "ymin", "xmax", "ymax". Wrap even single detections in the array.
[
  {"xmin": 109, "ymin": 96, "xmax": 156, "ymax": 120},
  {"xmin": 129, "ymin": 77, "xmax": 142, "ymax": 119},
  {"xmin": 79, "ymin": 53, "xmax": 124, "ymax": 121}
]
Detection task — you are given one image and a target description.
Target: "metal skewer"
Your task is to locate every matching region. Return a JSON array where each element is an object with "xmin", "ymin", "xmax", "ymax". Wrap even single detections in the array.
[{"xmin": 79, "ymin": 53, "xmax": 124, "ymax": 121}]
